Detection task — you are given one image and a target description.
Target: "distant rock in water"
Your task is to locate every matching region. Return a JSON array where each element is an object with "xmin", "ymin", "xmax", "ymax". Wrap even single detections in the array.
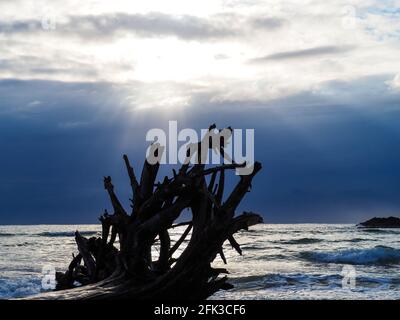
[{"xmin": 358, "ymin": 217, "xmax": 400, "ymax": 228}]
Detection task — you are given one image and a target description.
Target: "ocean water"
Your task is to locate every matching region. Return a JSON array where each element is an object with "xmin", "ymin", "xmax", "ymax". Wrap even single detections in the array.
[{"xmin": 1, "ymin": 224, "xmax": 400, "ymax": 300}]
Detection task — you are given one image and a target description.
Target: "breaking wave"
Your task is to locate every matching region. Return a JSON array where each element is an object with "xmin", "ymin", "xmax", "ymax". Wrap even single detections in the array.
[
  {"xmin": 0, "ymin": 232, "xmax": 25, "ymax": 237},
  {"xmin": 36, "ymin": 231, "xmax": 98, "ymax": 237},
  {"xmin": 277, "ymin": 238, "xmax": 323, "ymax": 245},
  {"xmin": 359, "ymin": 228, "xmax": 400, "ymax": 235},
  {"xmin": 0, "ymin": 231, "xmax": 99, "ymax": 238},
  {"xmin": 301, "ymin": 246, "xmax": 400, "ymax": 265}
]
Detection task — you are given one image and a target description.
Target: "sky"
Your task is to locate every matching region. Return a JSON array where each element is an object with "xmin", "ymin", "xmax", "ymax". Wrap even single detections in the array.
[{"xmin": 1, "ymin": 0, "xmax": 400, "ymax": 224}]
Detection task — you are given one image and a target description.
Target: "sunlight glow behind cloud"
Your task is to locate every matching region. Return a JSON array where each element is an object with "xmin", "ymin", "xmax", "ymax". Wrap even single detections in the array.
[{"xmin": 0, "ymin": 0, "xmax": 400, "ymax": 109}]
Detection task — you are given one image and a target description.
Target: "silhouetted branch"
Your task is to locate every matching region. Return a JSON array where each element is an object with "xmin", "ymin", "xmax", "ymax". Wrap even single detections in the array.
[{"xmin": 25, "ymin": 124, "xmax": 263, "ymax": 301}]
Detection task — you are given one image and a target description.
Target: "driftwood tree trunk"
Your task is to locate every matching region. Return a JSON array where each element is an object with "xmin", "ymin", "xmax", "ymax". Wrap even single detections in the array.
[{"xmin": 26, "ymin": 125, "xmax": 263, "ymax": 300}]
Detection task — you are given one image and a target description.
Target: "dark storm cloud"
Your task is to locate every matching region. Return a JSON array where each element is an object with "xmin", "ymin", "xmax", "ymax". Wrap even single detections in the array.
[
  {"xmin": 0, "ymin": 76, "xmax": 400, "ymax": 224},
  {"xmin": 0, "ymin": 79, "xmax": 145, "ymax": 224},
  {"xmin": 249, "ymin": 46, "xmax": 354, "ymax": 63}
]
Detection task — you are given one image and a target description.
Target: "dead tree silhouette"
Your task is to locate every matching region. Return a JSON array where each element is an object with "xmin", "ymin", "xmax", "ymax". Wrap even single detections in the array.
[{"xmin": 26, "ymin": 125, "xmax": 263, "ymax": 300}]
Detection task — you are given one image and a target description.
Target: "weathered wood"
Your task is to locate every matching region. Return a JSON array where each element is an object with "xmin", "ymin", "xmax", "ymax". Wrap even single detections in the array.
[
  {"xmin": 123, "ymin": 154, "xmax": 140, "ymax": 213},
  {"xmin": 75, "ymin": 231, "xmax": 96, "ymax": 280},
  {"xmin": 169, "ymin": 223, "xmax": 192, "ymax": 258},
  {"xmin": 22, "ymin": 125, "xmax": 263, "ymax": 300},
  {"xmin": 103, "ymin": 176, "xmax": 127, "ymax": 217},
  {"xmin": 228, "ymin": 235, "xmax": 242, "ymax": 255}
]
